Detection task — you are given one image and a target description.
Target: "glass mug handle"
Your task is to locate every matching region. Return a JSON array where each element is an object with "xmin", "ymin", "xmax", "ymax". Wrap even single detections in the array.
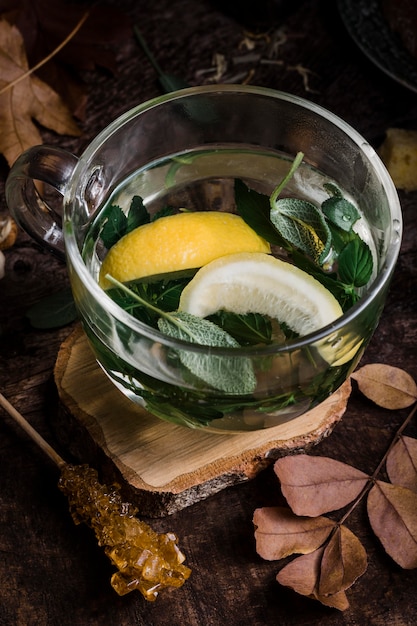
[{"xmin": 5, "ymin": 145, "xmax": 79, "ymax": 259}]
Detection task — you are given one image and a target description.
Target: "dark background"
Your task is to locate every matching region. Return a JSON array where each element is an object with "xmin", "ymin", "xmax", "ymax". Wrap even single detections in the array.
[{"xmin": 1, "ymin": 1, "xmax": 417, "ymax": 624}]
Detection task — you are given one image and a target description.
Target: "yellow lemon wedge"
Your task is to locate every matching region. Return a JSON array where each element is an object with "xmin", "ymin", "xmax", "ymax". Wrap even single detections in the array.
[
  {"xmin": 178, "ymin": 252, "xmax": 343, "ymax": 338},
  {"xmin": 99, "ymin": 211, "xmax": 270, "ymax": 288}
]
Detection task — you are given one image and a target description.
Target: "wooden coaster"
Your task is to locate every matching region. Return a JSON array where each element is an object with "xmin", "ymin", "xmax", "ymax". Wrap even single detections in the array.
[{"xmin": 53, "ymin": 326, "xmax": 351, "ymax": 517}]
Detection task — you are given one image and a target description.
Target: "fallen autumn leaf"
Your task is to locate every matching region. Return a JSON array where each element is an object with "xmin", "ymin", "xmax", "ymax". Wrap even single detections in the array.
[
  {"xmin": 319, "ymin": 525, "xmax": 367, "ymax": 596},
  {"xmin": 253, "ymin": 506, "xmax": 335, "ymax": 560},
  {"xmin": 276, "ymin": 546, "xmax": 350, "ymax": 611},
  {"xmin": 1, "ymin": 0, "xmax": 131, "ymax": 119},
  {"xmin": 274, "ymin": 455, "xmax": 369, "ymax": 517},
  {"xmin": 386, "ymin": 435, "xmax": 417, "ymax": 493},
  {"xmin": 0, "ymin": 19, "xmax": 80, "ymax": 166},
  {"xmin": 367, "ymin": 480, "xmax": 417, "ymax": 569},
  {"xmin": 255, "ymin": 373, "xmax": 417, "ymax": 611},
  {"xmin": 351, "ymin": 364, "xmax": 417, "ymax": 409}
]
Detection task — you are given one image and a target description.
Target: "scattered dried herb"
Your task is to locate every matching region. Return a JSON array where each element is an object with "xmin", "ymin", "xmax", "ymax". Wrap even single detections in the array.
[
  {"xmin": 196, "ymin": 27, "xmax": 319, "ymax": 92},
  {"xmin": 253, "ymin": 364, "xmax": 417, "ymax": 610}
]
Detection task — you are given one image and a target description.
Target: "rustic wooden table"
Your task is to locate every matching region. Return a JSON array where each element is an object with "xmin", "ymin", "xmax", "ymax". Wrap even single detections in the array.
[{"xmin": 1, "ymin": 1, "xmax": 417, "ymax": 624}]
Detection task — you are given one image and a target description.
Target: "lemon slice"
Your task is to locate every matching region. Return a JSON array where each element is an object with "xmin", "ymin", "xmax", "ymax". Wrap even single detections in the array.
[
  {"xmin": 179, "ymin": 252, "xmax": 343, "ymax": 338},
  {"xmin": 99, "ymin": 211, "xmax": 270, "ymax": 288}
]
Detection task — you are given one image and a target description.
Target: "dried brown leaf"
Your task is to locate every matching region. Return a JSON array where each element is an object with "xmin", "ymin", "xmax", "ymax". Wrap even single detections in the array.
[
  {"xmin": 277, "ymin": 546, "xmax": 322, "ymax": 596},
  {"xmin": 1, "ymin": 0, "xmax": 130, "ymax": 119},
  {"xmin": 2, "ymin": 0, "xmax": 131, "ymax": 71},
  {"xmin": 367, "ymin": 480, "xmax": 417, "ymax": 569},
  {"xmin": 276, "ymin": 547, "xmax": 350, "ymax": 611},
  {"xmin": 351, "ymin": 364, "xmax": 417, "ymax": 409},
  {"xmin": 253, "ymin": 506, "xmax": 335, "ymax": 560},
  {"xmin": 386, "ymin": 436, "xmax": 417, "ymax": 493},
  {"xmin": 0, "ymin": 19, "xmax": 80, "ymax": 166},
  {"xmin": 311, "ymin": 589, "xmax": 350, "ymax": 611},
  {"xmin": 319, "ymin": 525, "xmax": 367, "ymax": 596},
  {"xmin": 274, "ymin": 455, "xmax": 369, "ymax": 517}
]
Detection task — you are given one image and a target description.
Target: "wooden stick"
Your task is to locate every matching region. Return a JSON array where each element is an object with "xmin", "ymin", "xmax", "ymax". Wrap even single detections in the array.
[{"xmin": 0, "ymin": 392, "xmax": 66, "ymax": 469}]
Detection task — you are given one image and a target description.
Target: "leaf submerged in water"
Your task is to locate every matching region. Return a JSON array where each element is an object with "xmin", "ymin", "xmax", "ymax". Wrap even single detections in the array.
[
  {"xmin": 105, "ymin": 274, "xmax": 257, "ymax": 395},
  {"xmin": 100, "ymin": 196, "xmax": 150, "ymax": 249},
  {"xmin": 158, "ymin": 311, "xmax": 257, "ymax": 394},
  {"xmin": 270, "ymin": 197, "xmax": 332, "ymax": 265}
]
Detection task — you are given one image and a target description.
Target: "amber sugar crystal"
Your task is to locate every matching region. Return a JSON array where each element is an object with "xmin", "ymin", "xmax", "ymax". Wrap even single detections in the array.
[{"xmin": 58, "ymin": 464, "xmax": 191, "ymax": 600}]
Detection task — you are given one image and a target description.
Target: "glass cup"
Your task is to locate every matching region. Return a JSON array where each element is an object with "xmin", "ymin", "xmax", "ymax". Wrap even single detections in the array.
[{"xmin": 6, "ymin": 85, "xmax": 402, "ymax": 433}]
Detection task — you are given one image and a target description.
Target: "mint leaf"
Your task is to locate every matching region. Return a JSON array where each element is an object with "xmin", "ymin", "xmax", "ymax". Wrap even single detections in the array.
[
  {"xmin": 127, "ymin": 195, "xmax": 150, "ymax": 231},
  {"xmin": 107, "ymin": 274, "xmax": 192, "ymax": 327},
  {"xmin": 236, "ymin": 153, "xmax": 373, "ymax": 305},
  {"xmin": 270, "ymin": 197, "xmax": 332, "ymax": 264},
  {"xmin": 322, "ymin": 196, "xmax": 360, "ymax": 233},
  {"xmin": 327, "ymin": 223, "xmax": 357, "ymax": 254},
  {"xmin": 323, "ymin": 182, "xmax": 343, "ymax": 198},
  {"xmin": 158, "ymin": 312, "xmax": 257, "ymax": 394},
  {"xmin": 100, "ymin": 204, "xmax": 127, "ymax": 249},
  {"xmin": 338, "ymin": 238, "xmax": 373, "ymax": 288},
  {"xmin": 152, "ymin": 206, "xmax": 176, "ymax": 221},
  {"xmin": 105, "ymin": 274, "xmax": 256, "ymax": 395},
  {"xmin": 234, "ymin": 179, "xmax": 289, "ymax": 248},
  {"xmin": 101, "ymin": 196, "xmax": 150, "ymax": 249},
  {"xmin": 208, "ymin": 311, "xmax": 272, "ymax": 346}
]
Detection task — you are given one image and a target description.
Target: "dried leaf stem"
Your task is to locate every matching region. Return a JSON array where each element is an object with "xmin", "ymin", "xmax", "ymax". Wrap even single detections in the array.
[
  {"xmin": 337, "ymin": 401, "xmax": 417, "ymax": 526},
  {"xmin": 0, "ymin": 10, "xmax": 90, "ymax": 97},
  {"xmin": 0, "ymin": 392, "xmax": 66, "ymax": 469}
]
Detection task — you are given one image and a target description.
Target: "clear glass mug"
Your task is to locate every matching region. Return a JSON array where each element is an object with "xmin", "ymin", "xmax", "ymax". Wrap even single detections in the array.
[{"xmin": 6, "ymin": 85, "xmax": 402, "ymax": 433}]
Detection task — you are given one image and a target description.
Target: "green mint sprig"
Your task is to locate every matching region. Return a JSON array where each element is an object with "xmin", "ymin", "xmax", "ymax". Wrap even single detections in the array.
[
  {"xmin": 207, "ymin": 311, "xmax": 273, "ymax": 346},
  {"xmin": 236, "ymin": 152, "xmax": 374, "ymax": 310},
  {"xmin": 105, "ymin": 274, "xmax": 257, "ymax": 395},
  {"xmin": 270, "ymin": 197, "xmax": 332, "ymax": 266},
  {"xmin": 100, "ymin": 195, "xmax": 150, "ymax": 249},
  {"xmin": 107, "ymin": 275, "xmax": 274, "ymax": 346},
  {"xmin": 100, "ymin": 195, "xmax": 176, "ymax": 250},
  {"xmin": 100, "ymin": 152, "xmax": 373, "ymax": 354}
]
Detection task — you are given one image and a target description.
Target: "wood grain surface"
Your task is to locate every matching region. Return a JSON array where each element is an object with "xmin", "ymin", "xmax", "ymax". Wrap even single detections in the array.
[
  {"xmin": 53, "ymin": 326, "xmax": 351, "ymax": 516},
  {"xmin": 1, "ymin": 1, "xmax": 417, "ymax": 625}
]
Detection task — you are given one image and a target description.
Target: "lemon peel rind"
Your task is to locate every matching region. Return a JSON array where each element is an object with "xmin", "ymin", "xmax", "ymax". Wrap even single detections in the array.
[
  {"xmin": 178, "ymin": 252, "xmax": 343, "ymax": 337},
  {"xmin": 99, "ymin": 212, "xmax": 270, "ymax": 288}
]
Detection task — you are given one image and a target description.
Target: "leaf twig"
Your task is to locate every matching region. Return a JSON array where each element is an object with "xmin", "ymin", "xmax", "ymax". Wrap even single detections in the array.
[
  {"xmin": 256, "ymin": 365, "xmax": 417, "ymax": 609},
  {"xmin": 338, "ymin": 401, "xmax": 417, "ymax": 527}
]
